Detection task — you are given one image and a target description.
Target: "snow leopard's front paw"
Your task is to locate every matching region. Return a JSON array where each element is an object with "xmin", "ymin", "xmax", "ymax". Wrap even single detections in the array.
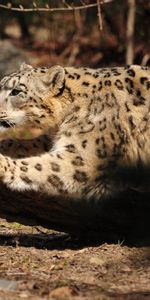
[{"xmin": 0, "ymin": 154, "xmax": 10, "ymax": 178}]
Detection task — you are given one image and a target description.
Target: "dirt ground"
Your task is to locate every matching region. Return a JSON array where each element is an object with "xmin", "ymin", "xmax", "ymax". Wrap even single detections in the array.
[{"xmin": 0, "ymin": 220, "xmax": 149, "ymax": 300}]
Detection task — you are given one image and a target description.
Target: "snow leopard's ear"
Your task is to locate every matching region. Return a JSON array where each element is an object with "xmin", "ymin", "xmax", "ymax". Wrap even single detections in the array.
[
  {"xmin": 20, "ymin": 63, "xmax": 33, "ymax": 72},
  {"xmin": 42, "ymin": 65, "xmax": 65, "ymax": 95}
]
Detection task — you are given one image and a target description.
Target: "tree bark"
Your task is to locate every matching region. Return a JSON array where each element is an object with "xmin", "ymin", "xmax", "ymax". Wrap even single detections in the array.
[
  {"xmin": 0, "ymin": 181, "xmax": 150, "ymax": 242},
  {"xmin": 0, "ymin": 136, "xmax": 149, "ymax": 242}
]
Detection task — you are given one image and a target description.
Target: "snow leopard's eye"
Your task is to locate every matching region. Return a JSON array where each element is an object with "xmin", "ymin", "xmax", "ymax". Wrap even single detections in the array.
[{"xmin": 10, "ymin": 89, "xmax": 21, "ymax": 96}]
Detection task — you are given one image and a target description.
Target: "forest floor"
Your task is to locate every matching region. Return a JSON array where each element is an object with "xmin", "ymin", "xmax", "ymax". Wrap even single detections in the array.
[{"xmin": 0, "ymin": 219, "xmax": 150, "ymax": 300}]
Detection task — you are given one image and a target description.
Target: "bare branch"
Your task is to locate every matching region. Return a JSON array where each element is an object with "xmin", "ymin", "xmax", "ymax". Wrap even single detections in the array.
[
  {"xmin": 97, "ymin": 0, "xmax": 103, "ymax": 31},
  {"xmin": 32, "ymin": 2, "xmax": 37, "ymax": 8},
  {"xmin": 62, "ymin": 0, "xmax": 72, "ymax": 9},
  {"xmin": 141, "ymin": 54, "xmax": 150, "ymax": 66},
  {"xmin": 126, "ymin": 0, "xmax": 136, "ymax": 65},
  {"xmin": 0, "ymin": 1, "xmax": 112, "ymax": 13}
]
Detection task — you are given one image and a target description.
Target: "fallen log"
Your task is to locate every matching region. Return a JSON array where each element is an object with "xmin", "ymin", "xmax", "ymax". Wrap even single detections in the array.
[
  {"xmin": 0, "ymin": 182, "xmax": 150, "ymax": 243},
  {"xmin": 0, "ymin": 138, "xmax": 150, "ymax": 243}
]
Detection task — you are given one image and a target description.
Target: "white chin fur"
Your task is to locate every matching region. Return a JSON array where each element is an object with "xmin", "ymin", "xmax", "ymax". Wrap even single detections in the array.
[{"xmin": 0, "ymin": 126, "xmax": 8, "ymax": 132}]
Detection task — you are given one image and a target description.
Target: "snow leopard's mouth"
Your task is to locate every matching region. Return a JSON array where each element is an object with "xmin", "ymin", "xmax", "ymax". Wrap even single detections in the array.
[{"xmin": 0, "ymin": 120, "xmax": 14, "ymax": 128}]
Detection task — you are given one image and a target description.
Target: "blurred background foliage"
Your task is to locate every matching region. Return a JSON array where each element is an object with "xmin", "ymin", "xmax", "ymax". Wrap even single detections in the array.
[
  {"xmin": 0, "ymin": 0, "xmax": 149, "ymax": 71},
  {"xmin": 0, "ymin": 0, "xmax": 149, "ymax": 139}
]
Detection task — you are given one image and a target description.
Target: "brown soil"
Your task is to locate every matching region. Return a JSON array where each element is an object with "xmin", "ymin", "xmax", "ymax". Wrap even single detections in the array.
[{"xmin": 0, "ymin": 220, "xmax": 150, "ymax": 300}]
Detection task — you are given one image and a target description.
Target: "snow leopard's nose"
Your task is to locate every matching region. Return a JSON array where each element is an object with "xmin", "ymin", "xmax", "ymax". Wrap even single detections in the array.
[{"xmin": 0, "ymin": 112, "xmax": 7, "ymax": 119}]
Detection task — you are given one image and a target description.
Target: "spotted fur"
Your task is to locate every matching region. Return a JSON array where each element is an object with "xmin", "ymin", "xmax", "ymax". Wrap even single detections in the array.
[{"xmin": 0, "ymin": 63, "xmax": 149, "ymax": 199}]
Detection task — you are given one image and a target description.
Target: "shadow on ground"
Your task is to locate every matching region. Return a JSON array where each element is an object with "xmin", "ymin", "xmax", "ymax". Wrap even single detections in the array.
[{"xmin": 0, "ymin": 188, "xmax": 150, "ymax": 250}]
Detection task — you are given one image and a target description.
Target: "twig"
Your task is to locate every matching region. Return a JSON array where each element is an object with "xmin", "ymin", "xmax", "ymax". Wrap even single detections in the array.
[
  {"xmin": 97, "ymin": 0, "xmax": 103, "ymax": 30},
  {"xmin": 0, "ymin": 1, "xmax": 112, "ymax": 13},
  {"xmin": 126, "ymin": 0, "xmax": 136, "ymax": 64},
  {"xmin": 62, "ymin": 0, "xmax": 72, "ymax": 9},
  {"xmin": 141, "ymin": 54, "xmax": 150, "ymax": 66}
]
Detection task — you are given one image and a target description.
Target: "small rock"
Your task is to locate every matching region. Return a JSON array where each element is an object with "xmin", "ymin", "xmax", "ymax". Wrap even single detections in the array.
[
  {"xmin": 0, "ymin": 40, "xmax": 30, "ymax": 79},
  {"xmin": 19, "ymin": 292, "xmax": 30, "ymax": 298},
  {"xmin": 121, "ymin": 265, "xmax": 131, "ymax": 272},
  {"xmin": 49, "ymin": 286, "xmax": 76, "ymax": 299},
  {"xmin": 0, "ymin": 279, "xmax": 18, "ymax": 291},
  {"xmin": 90, "ymin": 256, "xmax": 105, "ymax": 266}
]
